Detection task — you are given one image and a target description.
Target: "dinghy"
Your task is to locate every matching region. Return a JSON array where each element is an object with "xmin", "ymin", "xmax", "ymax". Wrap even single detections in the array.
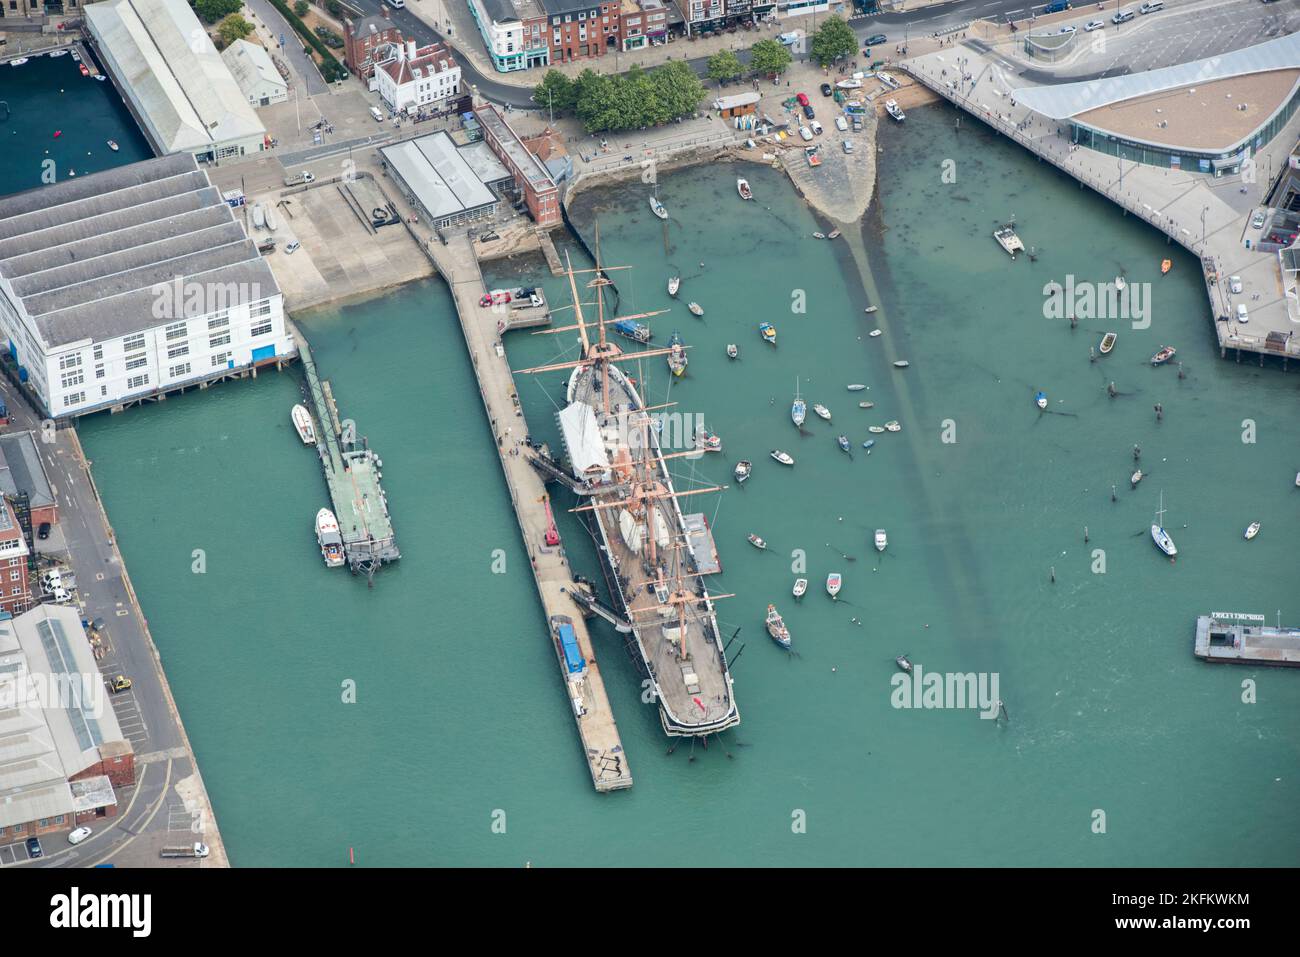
[
  {"xmin": 846, "ymin": 384, "xmax": 866, "ymax": 391},
  {"xmin": 737, "ymin": 178, "xmax": 753, "ymax": 201}
]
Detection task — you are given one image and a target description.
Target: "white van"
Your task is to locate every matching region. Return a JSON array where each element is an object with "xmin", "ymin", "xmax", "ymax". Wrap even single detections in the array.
[
  {"xmin": 1139, "ymin": 0, "xmax": 1162, "ymax": 12},
  {"xmin": 388, "ymin": 0, "xmax": 405, "ymax": 6},
  {"xmin": 1236, "ymin": 303, "xmax": 1249, "ymax": 323},
  {"xmin": 369, "ymin": 106, "xmax": 383, "ymax": 122}
]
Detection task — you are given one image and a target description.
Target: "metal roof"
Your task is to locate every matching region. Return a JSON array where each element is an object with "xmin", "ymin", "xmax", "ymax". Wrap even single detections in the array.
[
  {"xmin": 380, "ymin": 132, "xmax": 498, "ymax": 221},
  {"xmin": 85, "ymin": 0, "xmax": 266, "ymax": 154},
  {"xmin": 0, "ymin": 154, "xmax": 279, "ymax": 349},
  {"xmin": 221, "ymin": 39, "xmax": 287, "ymax": 99},
  {"xmin": 1011, "ymin": 31, "xmax": 1300, "ymax": 121},
  {"xmin": 0, "ymin": 432, "xmax": 55, "ymax": 511}
]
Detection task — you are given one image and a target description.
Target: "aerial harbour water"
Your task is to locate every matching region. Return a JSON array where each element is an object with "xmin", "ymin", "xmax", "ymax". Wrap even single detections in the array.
[{"xmin": 75, "ymin": 105, "xmax": 1299, "ymax": 866}]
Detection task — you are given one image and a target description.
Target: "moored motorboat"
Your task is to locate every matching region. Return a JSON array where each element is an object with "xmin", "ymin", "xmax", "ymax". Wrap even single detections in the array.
[
  {"xmin": 748, "ymin": 533, "xmax": 767, "ymax": 550},
  {"xmin": 766, "ymin": 604, "xmax": 791, "ymax": 649},
  {"xmin": 668, "ymin": 276, "xmax": 680, "ymax": 297},
  {"xmin": 1151, "ymin": 491, "xmax": 1177, "ymax": 559},
  {"xmin": 1099, "ymin": 332, "xmax": 1117, "ymax": 355},
  {"xmin": 1035, "ymin": 391, "xmax": 1048, "ymax": 410},
  {"xmin": 726, "ymin": 343, "xmax": 738, "ymax": 359},
  {"xmin": 862, "ymin": 439, "xmax": 876, "ymax": 452},
  {"xmin": 612, "ymin": 318, "xmax": 652, "ymax": 343},
  {"xmin": 846, "ymin": 384, "xmax": 866, "ymax": 391},
  {"xmin": 1151, "ymin": 345, "xmax": 1176, "ymax": 365},
  {"xmin": 813, "ymin": 404, "xmax": 831, "ymax": 421},
  {"xmin": 896, "ymin": 654, "xmax": 913, "ymax": 673},
  {"xmin": 667, "ymin": 331, "xmax": 687, "ymax": 377},
  {"xmin": 770, "ymin": 449, "xmax": 794, "ymax": 466},
  {"xmin": 649, "ymin": 195, "xmax": 668, "ymax": 220},
  {"xmin": 793, "ymin": 578, "xmax": 808, "ymax": 599},
  {"xmin": 874, "ymin": 529, "xmax": 888, "ymax": 552},
  {"xmin": 812, "ymin": 231, "xmax": 826, "ymax": 240},
  {"xmin": 863, "ymin": 306, "xmax": 878, "ymax": 314},
  {"xmin": 884, "ymin": 420, "xmax": 901, "ymax": 432},
  {"xmin": 291, "ymin": 403, "xmax": 316, "ymax": 444},
  {"xmin": 826, "ymin": 573, "xmax": 842, "ymax": 598},
  {"xmin": 1161, "ymin": 258, "xmax": 1172, "ymax": 275},
  {"xmin": 48, "ymin": 49, "xmax": 68, "ymax": 58},
  {"xmin": 893, "ymin": 360, "xmax": 909, "ymax": 368},
  {"xmin": 1131, "ymin": 469, "xmax": 1143, "ymax": 488},
  {"xmin": 107, "ymin": 140, "xmax": 119, "ymax": 152},
  {"xmin": 837, "ymin": 434, "xmax": 851, "ymax": 453},
  {"xmin": 869, "ymin": 329, "xmax": 882, "ymax": 338},
  {"xmin": 734, "ymin": 460, "xmax": 752, "ymax": 484},
  {"xmin": 9, "ymin": 58, "xmax": 29, "ymax": 67},
  {"xmin": 737, "ymin": 178, "xmax": 753, "ymax": 201},
  {"xmin": 1115, "ymin": 276, "xmax": 1127, "ymax": 290},
  {"xmin": 868, "ymin": 425, "xmax": 885, "ymax": 434},
  {"xmin": 316, "ymin": 508, "xmax": 346, "ymax": 568},
  {"xmin": 859, "ymin": 401, "xmax": 874, "ymax": 409},
  {"xmin": 688, "ymin": 302, "xmax": 704, "ymax": 317},
  {"xmin": 759, "ymin": 322, "xmax": 776, "ymax": 345},
  {"xmin": 884, "ymin": 98, "xmax": 906, "ymax": 122},
  {"xmin": 1244, "ymin": 521, "xmax": 1261, "ymax": 540},
  {"xmin": 827, "ymin": 229, "xmax": 841, "ymax": 240}
]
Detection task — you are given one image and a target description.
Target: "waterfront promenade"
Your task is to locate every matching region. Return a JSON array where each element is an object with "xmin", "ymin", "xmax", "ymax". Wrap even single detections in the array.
[
  {"xmin": 431, "ymin": 233, "xmax": 633, "ymax": 793},
  {"xmin": 900, "ymin": 44, "xmax": 1300, "ymax": 365}
]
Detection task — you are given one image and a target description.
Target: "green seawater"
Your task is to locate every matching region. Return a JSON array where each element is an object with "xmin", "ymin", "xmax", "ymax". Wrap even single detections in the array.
[
  {"xmin": 0, "ymin": 55, "xmax": 151, "ymax": 195},
  {"xmin": 78, "ymin": 104, "xmax": 1300, "ymax": 866}
]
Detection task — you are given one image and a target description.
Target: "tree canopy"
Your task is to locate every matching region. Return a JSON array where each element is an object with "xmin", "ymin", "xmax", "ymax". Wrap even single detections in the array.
[
  {"xmin": 538, "ymin": 63, "xmax": 707, "ymax": 133},
  {"xmin": 706, "ymin": 50, "xmax": 743, "ymax": 83},
  {"xmin": 811, "ymin": 16, "xmax": 858, "ymax": 67},
  {"xmin": 194, "ymin": 0, "xmax": 242, "ymax": 25},
  {"xmin": 218, "ymin": 14, "xmax": 255, "ymax": 47},
  {"xmin": 532, "ymin": 70, "xmax": 577, "ymax": 116},
  {"xmin": 749, "ymin": 38, "xmax": 793, "ymax": 77}
]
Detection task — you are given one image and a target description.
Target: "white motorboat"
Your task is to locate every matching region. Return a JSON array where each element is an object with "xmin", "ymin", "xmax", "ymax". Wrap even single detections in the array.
[
  {"xmin": 896, "ymin": 655, "xmax": 913, "ymax": 673},
  {"xmin": 884, "ymin": 99, "xmax": 906, "ymax": 122},
  {"xmin": 737, "ymin": 178, "xmax": 753, "ymax": 201},
  {"xmin": 48, "ymin": 50, "xmax": 68, "ymax": 58},
  {"xmin": 868, "ymin": 329, "xmax": 883, "ymax": 337},
  {"xmin": 893, "ymin": 360, "xmax": 910, "ymax": 368},
  {"xmin": 826, "ymin": 573, "xmax": 842, "ymax": 598},
  {"xmin": 859, "ymin": 401, "xmax": 875, "ymax": 409},
  {"xmin": 793, "ymin": 578, "xmax": 808, "ymax": 599},
  {"xmin": 994, "ymin": 222, "xmax": 1025, "ymax": 259},
  {"xmin": 1151, "ymin": 492, "xmax": 1177, "ymax": 559},
  {"xmin": 688, "ymin": 302, "xmax": 704, "ymax": 317},
  {"xmin": 864, "ymin": 306, "xmax": 879, "ymax": 314},
  {"xmin": 107, "ymin": 140, "xmax": 119, "ymax": 152},
  {"xmin": 884, "ymin": 420, "xmax": 901, "ymax": 433},
  {"xmin": 837, "ymin": 78, "xmax": 863, "ymax": 89},
  {"xmin": 813, "ymin": 404, "xmax": 831, "ymax": 421},
  {"xmin": 770, "ymin": 449, "xmax": 794, "ymax": 466},
  {"xmin": 874, "ymin": 529, "xmax": 888, "ymax": 552},
  {"xmin": 1131, "ymin": 469, "xmax": 1143, "ymax": 488},
  {"xmin": 734, "ymin": 460, "xmax": 752, "ymax": 484},
  {"xmin": 8, "ymin": 58, "xmax": 29, "ymax": 67},
  {"xmin": 291, "ymin": 403, "xmax": 316, "ymax": 444},
  {"xmin": 1244, "ymin": 521, "xmax": 1261, "ymax": 541},
  {"xmin": 316, "ymin": 508, "xmax": 346, "ymax": 568},
  {"xmin": 868, "ymin": 425, "xmax": 886, "ymax": 434},
  {"xmin": 668, "ymin": 276, "xmax": 680, "ymax": 297},
  {"xmin": 748, "ymin": 533, "xmax": 767, "ymax": 550},
  {"xmin": 650, "ymin": 195, "xmax": 668, "ymax": 220},
  {"xmin": 846, "ymin": 384, "xmax": 866, "ymax": 391},
  {"xmin": 727, "ymin": 343, "xmax": 738, "ymax": 359},
  {"xmin": 1035, "ymin": 391, "xmax": 1048, "ymax": 410}
]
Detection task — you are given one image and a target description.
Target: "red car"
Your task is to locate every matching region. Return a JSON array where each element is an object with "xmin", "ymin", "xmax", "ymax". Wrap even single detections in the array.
[{"xmin": 796, "ymin": 92, "xmax": 810, "ymax": 107}]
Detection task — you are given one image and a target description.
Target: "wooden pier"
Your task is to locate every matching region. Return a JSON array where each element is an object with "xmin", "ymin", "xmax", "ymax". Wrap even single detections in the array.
[
  {"xmin": 289, "ymin": 322, "xmax": 399, "ymax": 575},
  {"xmin": 1195, "ymin": 614, "xmax": 1300, "ymax": 668},
  {"xmin": 429, "ymin": 233, "xmax": 632, "ymax": 792}
]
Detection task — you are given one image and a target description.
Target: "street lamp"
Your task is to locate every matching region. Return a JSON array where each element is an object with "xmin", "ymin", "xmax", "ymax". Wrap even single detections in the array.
[{"xmin": 1201, "ymin": 204, "xmax": 1208, "ymax": 245}]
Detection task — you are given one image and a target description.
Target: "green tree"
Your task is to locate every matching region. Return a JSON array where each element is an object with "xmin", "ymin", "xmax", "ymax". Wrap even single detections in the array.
[
  {"xmin": 293, "ymin": 0, "xmax": 309, "ymax": 16},
  {"xmin": 706, "ymin": 50, "xmax": 743, "ymax": 83},
  {"xmin": 652, "ymin": 62, "xmax": 705, "ymax": 121},
  {"xmin": 532, "ymin": 70, "xmax": 576, "ymax": 117},
  {"xmin": 194, "ymin": 0, "xmax": 242, "ymax": 24},
  {"xmin": 810, "ymin": 16, "xmax": 857, "ymax": 67},
  {"xmin": 749, "ymin": 38, "xmax": 792, "ymax": 77},
  {"xmin": 325, "ymin": 0, "xmax": 342, "ymax": 17},
  {"xmin": 218, "ymin": 13, "xmax": 255, "ymax": 46}
]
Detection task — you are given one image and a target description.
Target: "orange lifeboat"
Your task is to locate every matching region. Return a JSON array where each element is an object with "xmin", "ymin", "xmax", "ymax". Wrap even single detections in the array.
[{"xmin": 1160, "ymin": 259, "xmax": 1172, "ymax": 275}]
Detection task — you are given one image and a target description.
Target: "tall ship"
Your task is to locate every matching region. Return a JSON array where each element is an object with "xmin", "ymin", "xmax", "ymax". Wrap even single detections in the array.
[{"xmin": 517, "ymin": 243, "xmax": 741, "ymax": 739}]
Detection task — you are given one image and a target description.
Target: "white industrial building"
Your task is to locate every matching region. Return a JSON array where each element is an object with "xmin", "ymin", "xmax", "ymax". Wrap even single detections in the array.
[
  {"xmin": 380, "ymin": 131, "xmax": 508, "ymax": 229},
  {"xmin": 0, "ymin": 154, "xmax": 292, "ymax": 421},
  {"xmin": 374, "ymin": 40, "xmax": 462, "ymax": 114},
  {"xmin": 85, "ymin": 0, "xmax": 267, "ymax": 163},
  {"xmin": 221, "ymin": 39, "xmax": 289, "ymax": 109}
]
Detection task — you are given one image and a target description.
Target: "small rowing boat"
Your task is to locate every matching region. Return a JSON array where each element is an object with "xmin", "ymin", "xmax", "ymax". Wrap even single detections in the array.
[
  {"xmin": 1035, "ymin": 391, "xmax": 1048, "ymax": 410},
  {"xmin": 766, "ymin": 604, "xmax": 791, "ymax": 649},
  {"xmin": 759, "ymin": 322, "xmax": 776, "ymax": 345},
  {"xmin": 1131, "ymin": 469, "xmax": 1143, "ymax": 488},
  {"xmin": 1151, "ymin": 345, "xmax": 1176, "ymax": 365},
  {"xmin": 862, "ymin": 439, "xmax": 876, "ymax": 452},
  {"xmin": 793, "ymin": 578, "xmax": 808, "ymax": 599},
  {"xmin": 893, "ymin": 360, "xmax": 909, "ymax": 368},
  {"xmin": 726, "ymin": 343, "xmax": 738, "ymax": 359},
  {"xmin": 896, "ymin": 655, "xmax": 913, "ymax": 673},
  {"xmin": 813, "ymin": 404, "xmax": 831, "ymax": 421},
  {"xmin": 748, "ymin": 533, "xmax": 767, "ymax": 550},
  {"xmin": 688, "ymin": 302, "xmax": 704, "ymax": 317},
  {"xmin": 826, "ymin": 573, "xmax": 842, "ymax": 598},
  {"xmin": 1161, "ymin": 259, "xmax": 1172, "ymax": 275},
  {"xmin": 734, "ymin": 460, "xmax": 752, "ymax": 484},
  {"xmin": 837, "ymin": 434, "xmax": 851, "ymax": 453},
  {"xmin": 847, "ymin": 384, "xmax": 866, "ymax": 391},
  {"xmin": 863, "ymin": 306, "xmax": 878, "ymax": 314},
  {"xmin": 668, "ymin": 276, "xmax": 680, "ymax": 297},
  {"xmin": 1244, "ymin": 521, "xmax": 1261, "ymax": 541},
  {"xmin": 1099, "ymin": 332, "xmax": 1117, "ymax": 355},
  {"xmin": 859, "ymin": 401, "xmax": 874, "ymax": 409},
  {"xmin": 737, "ymin": 178, "xmax": 753, "ymax": 201},
  {"xmin": 770, "ymin": 449, "xmax": 794, "ymax": 466}
]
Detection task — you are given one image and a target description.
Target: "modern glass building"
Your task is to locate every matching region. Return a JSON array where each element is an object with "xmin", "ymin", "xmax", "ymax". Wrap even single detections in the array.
[{"xmin": 1012, "ymin": 32, "xmax": 1300, "ymax": 174}]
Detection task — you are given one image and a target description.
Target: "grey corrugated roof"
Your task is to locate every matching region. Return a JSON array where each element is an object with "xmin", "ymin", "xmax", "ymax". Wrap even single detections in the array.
[
  {"xmin": 381, "ymin": 132, "xmax": 497, "ymax": 220},
  {"xmin": 0, "ymin": 154, "xmax": 280, "ymax": 348},
  {"xmin": 1012, "ymin": 31, "xmax": 1300, "ymax": 120},
  {"xmin": 0, "ymin": 432, "xmax": 55, "ymax": 510}
]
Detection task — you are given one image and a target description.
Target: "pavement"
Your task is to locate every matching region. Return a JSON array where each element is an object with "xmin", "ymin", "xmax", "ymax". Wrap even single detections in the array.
[{"xmin": 0, "ymin": 378, "xmax": 227, "ymax": 868}]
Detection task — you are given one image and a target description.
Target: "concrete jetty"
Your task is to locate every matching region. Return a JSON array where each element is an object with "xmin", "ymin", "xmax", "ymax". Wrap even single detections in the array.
[
  {"xmin": 428, "ymin": 233, "xmax": 632, "ymax": 792},
  {"xmin": 1195, "ymin": 614, "xmax": 1300, "ymax": 668},
  {"xmin": 289, "ymin": 322, "xmax": 400, "ymax": 575}
]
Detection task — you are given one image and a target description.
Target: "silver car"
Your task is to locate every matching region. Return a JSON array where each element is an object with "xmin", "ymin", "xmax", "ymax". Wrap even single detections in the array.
[{"xmin": 1251, "ymin": 211, "xmax": 1266, "ymax": 229}]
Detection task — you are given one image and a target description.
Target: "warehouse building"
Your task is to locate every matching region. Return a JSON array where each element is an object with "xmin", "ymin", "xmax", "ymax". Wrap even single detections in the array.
[
  {"xmin": 0, "ymin": 153, "xmax": 291, "ymax": 421},
  {"xmin": 221, "ymin": 39, "xmax": 289, "ymax": 109},
  {"xmin": 380, "ymin": 131, "xmax": 503, "ymax": 229},
  {"xmin": 85, "ymin": 0, "xmax": 267, "ymax": 163},
  {"xmin": 0, "ymin": 605, "xmax": 133, "ymax": 844}
]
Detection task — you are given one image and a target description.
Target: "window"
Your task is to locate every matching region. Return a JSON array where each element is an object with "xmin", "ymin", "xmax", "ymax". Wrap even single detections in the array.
[
  {"xmin": 93, "ymin": 345, "xmax": 103, "ymax": 361},
  {"xmin": 125, "ymin": 354, "xmax": 148, "ymax": 371},
  {"xmin": 127, "ymin": 374, "xmax": 149, "ymax": 390},
  {"xmin": 60, "ymin": 371, "xmax": 84, "ymax": 389},
  {"xmin": 55, "ymin": 815, "xmax": 65, "ymax": 825},
  {"xmin": 9, "ymin": 571, "xmax": 19, "ymax": 582},
  {"xmin": 211, "ymin": 352, "xmax": 231, "ymax": 368},
  {"xmin": 123, "ymin": 333, "xmax": 145, "ymax": 352},
  {"xmin": 167, "ymin": 344, "xmax": 189, "ymax": 360},
  {"xmin": 164, "ymin": 321, "xmax": 187, "ymax": 342},
  {"xmin": 209, "ymin": 332, "xmax": 231, "ymax": 349},
  {"xmin": 250, "ymin": 319, "xmax": 273, "ymax": 338},
  {"xmin": 12, "ymin": 587, "xmax": 20, "ymax": 597},
  {"xmin": 59, "ymin": 353, "xmax": 81, "ymax": 370},
  {"xmin": 168, "ymin": 363, "xmax": 191, "ymax": 378},
  {"xmin": 100, "ymin": 385, "xmax": 107, "ymax": 397},
  {"xmin": 63, "ymin": 391, "xmax": 85, "ymax": 407},
  {"xmin": 249, "ymin": 300, "xmax": 272, "ymax": 319},
  {"xmin": 95, "ymin": 365, "xmax": 105, "ymax": 379},
  {"xmin": 8, "ymin": 558, "xmax": 18, "ymax": 567}
]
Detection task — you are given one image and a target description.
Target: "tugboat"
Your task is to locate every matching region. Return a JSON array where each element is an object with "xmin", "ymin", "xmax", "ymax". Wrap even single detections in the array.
[
  {"xmin": 770, "ymin": 449, "xmax": 794, "ymax": 466},
  {"xmin": 315, "ymin": 508, "xmax": 345, "ymax": 568},
  {"xmin": 759, "ymin": 322, "xmax": 777, "ymax": 345},
  {"xmin": 726, "ymin": 343, "xmax": 739, "ymax": 359},
  {"xmin": 667, "ymin": 331, "xmax": 687, "ymax": 377},
  {"xmin": 734, "ymin": 460, "xmax": 752, "ymax": 484},
  {"xmin": 765, "ymin": 604, "xmax": 791, "ymax": 650}
]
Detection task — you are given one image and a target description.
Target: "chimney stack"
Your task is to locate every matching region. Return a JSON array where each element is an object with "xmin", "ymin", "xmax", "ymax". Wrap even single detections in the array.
[{"xmin": 406, "ymin": 39, "xmax": 417, "ymax": 60}]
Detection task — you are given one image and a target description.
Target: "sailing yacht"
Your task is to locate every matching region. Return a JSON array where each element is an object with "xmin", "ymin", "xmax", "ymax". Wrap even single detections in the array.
[
  {"xmin": 791, "ymin": 378, "xmax": 806, "ymax": 427},
  {"xmin": 1151, "ymin": 492, "xmax": 1177, "ymax": 559}
]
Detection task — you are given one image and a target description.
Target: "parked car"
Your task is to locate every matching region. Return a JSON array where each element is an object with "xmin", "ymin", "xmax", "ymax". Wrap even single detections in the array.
[
  {"xmin": 843, "ymin": 140, "xmax": 855, "ymax": 154},
  {"xmin": 1113, "ymin": 9, "xmax": 1135, "ymax": 22},
  {"xmin": 37, "ymin": 522, "xmax": 50, "ymax": 540},
  {"xmin": 865, "ymin": 34, "xmax": 887, "ymax": 46},
  {"xmin": 819, "ymin": 83, "xmax": 832, "ymax": 97},
  {"xmin": 796, "ymin": 92, "xmax": 810, "ymax": 107},
  {"xmin": 1251, "ymin": 211, "xmax": 1266, "ymax": 229},
  {"xmin": 1083, "ymin": 19, "xmax": 1105, "ymax": 30},
  {"xmin": 803, "ymin": 103, "xmax": 815, "ymax": 120},
  {"xmin": 799, "ymin": 126, "xmax": 813, "ymax": 142},
  {"xmin": 109, "ymin": 675, "xmax": 133, "ymax": 694},
  {"xmin": 1139, "ymin": 0, "xmax": 1163, "ymax": 12},
  {"xmin": 810, "ymin": 120, "xmax": 823, "ymax": 135},
  {"xmin": 68, "ymin": 827, "xmax": 92, "ymax": 845},
  {"xmin": 1236, "ymin": 304, "xmax": 1249, "ymax": 323},
  {"xmin": 26, "ymin": 837, "xmax": 42, "ymax": 859},
  {"xmin": 1228, "ymin": 275, "xmax": 1243, "ymax": 294},
  {"xmin": 285, "ymin": 241, "xmax": 302, "ymax": 254},
  {"xmin": 835, "ymin": 115, "xmax": 848, "ymax": 132}
]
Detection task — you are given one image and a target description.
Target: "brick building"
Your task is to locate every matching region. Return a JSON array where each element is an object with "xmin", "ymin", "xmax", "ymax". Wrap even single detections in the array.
[
  {"xmin": 542, "ymin": 0, "xmax": 621, "ymax": 64},
  {"xmin": 476, "ymin": 105, "xmax": 561, "ymax": 226},
  {"xmin": 0, "ymin": 498, "xmax": 31, "ymax": 616},
  {"xmin": 618, "ymin": 0, "xmax": 669, "ymax": 51},
  {"xmin": 343, "ymin": 13, "xmax": 403, "ymax": 82},
  {"xmin": 0, "ymin": 430, "xmax": 57, "ymax": 529}
]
